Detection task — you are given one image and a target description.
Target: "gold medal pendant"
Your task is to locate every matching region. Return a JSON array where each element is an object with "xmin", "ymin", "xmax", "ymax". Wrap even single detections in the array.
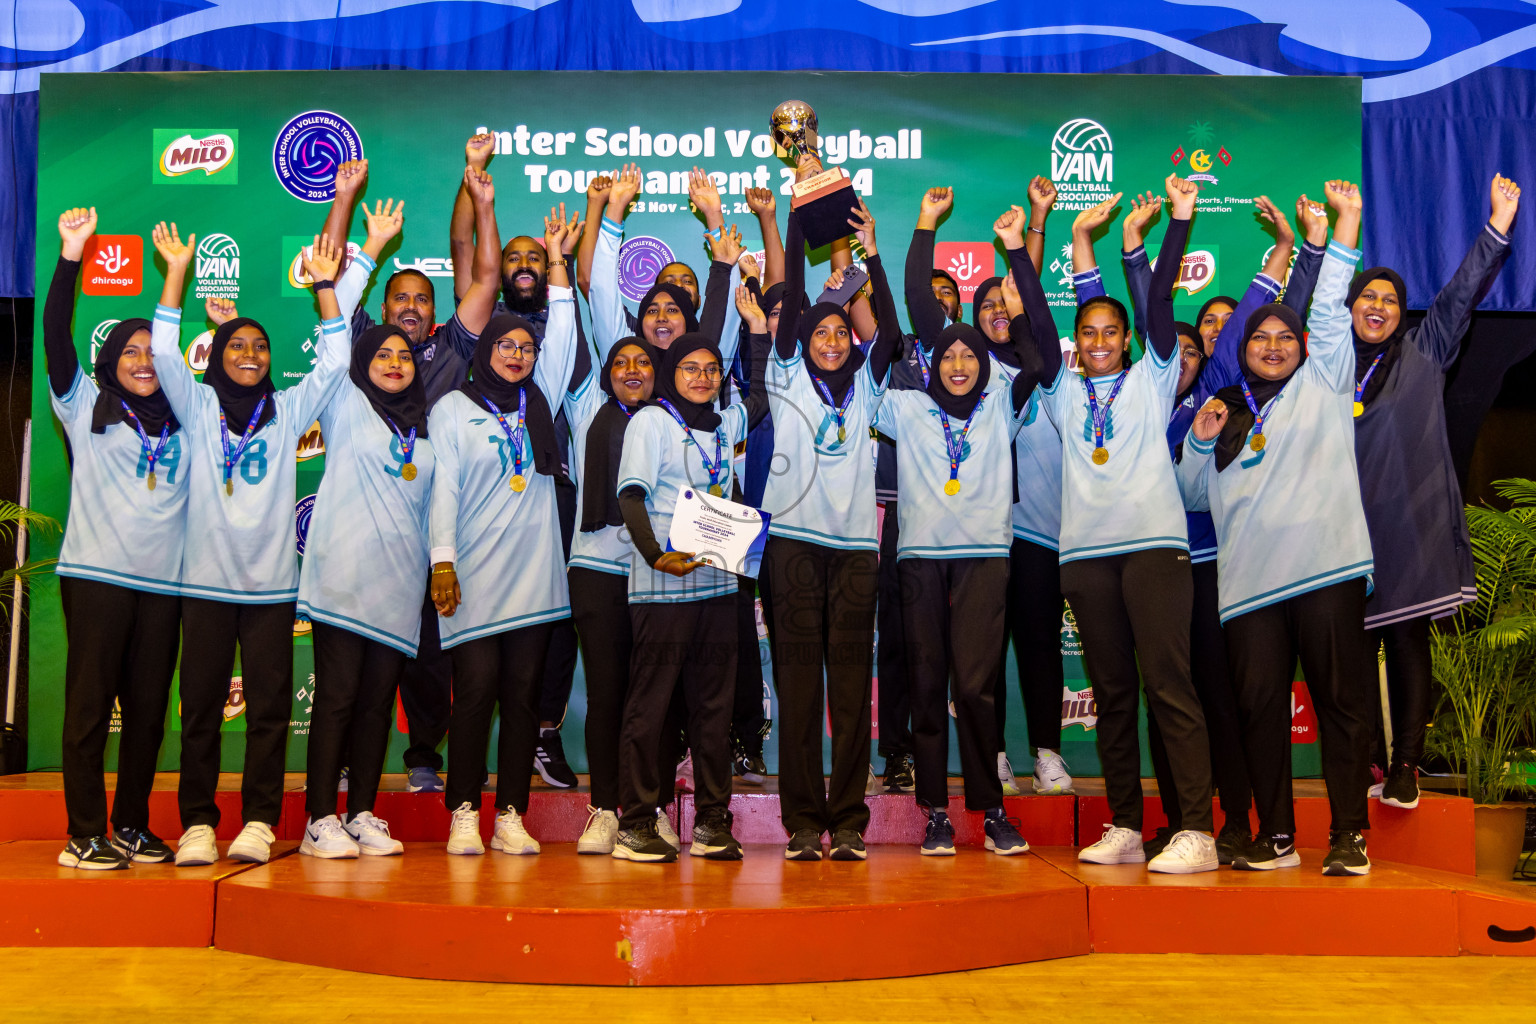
[
  {"xmin": 708, "ymin": 484, "xmax": 724, "ymax": 497},
  {"xmin": 401, "ymin": 462, "xmax": 418, "ymax": 482},
  {"xmin": 146, "ymin": 472, "xmax": 157, "ymax": 492},
  {"xmin": 837, "ymin": 425, "xmax": 847, "ymax": 444},
  {"xmin": 1352, "ymin": 401, "xmax": 1364, "ymax": 418},
  {"xmin": 1091, "ymin": 447, "xmax": 1109, "ymax": 465},
  {"xmin": 1250, "ymin": 434, "xmax": 1267, "ymax": 452},
  {"xmin": 944, "ymin": 478, "xmax": 961, "ymax": 496},
  {"xmin": 225, "ymin": 478, "xmax": 234, "ymax": 497},
  {"xmin": 510, "ymin": 474, "xmax": 527, "ymax": 492}
]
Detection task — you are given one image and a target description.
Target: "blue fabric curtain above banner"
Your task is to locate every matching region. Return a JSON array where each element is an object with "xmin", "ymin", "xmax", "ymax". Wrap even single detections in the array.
[{"xmin": 4, "ymin": 0, "xmax": 1535, "ymax": 306}]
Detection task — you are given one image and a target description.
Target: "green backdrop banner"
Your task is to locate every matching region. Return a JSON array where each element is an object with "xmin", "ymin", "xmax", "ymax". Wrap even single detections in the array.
[{"xmin": 30, "ymin": 70, "xmax": 1360, "ymax": 777}]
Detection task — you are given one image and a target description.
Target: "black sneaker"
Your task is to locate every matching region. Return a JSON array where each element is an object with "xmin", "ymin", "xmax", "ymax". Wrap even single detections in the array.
[
  {"xmin": 1322, "ymin": 829, "xmax": 1371, "ymax": 876},
  {"xmin": 1379, "ymin": 762, "xmax": 1420, "ymax": 810},
  {"xmin": 1143, "ymin": 825, "xmax": 1176, "ymax": 860},
  {"xmin": 829, "ymin": 828, "xmax": 868, "ymax": 862},
  {"xmin": 732, "ymin": 743, "xmax": 767, "ymax": 786},
  {"xmin": 691, "ymin": 808, "xmax": 743, "ymax": 860},
  {"xmin": 983, "ymin": 809, "xmax": 1030, "ymax": 855},
  {"xmin": 883, "ymin": 752, "xmax": 915, "ymax": 793},
  {"xmin": 110, "ymin": 825, "xmax": 173, "ymax": 864},
  {"xmin": 920, "ymin": 810, "xmax": 956, "ymax": 856},
  {"xmin": 611, "ymin": 818, "xmax": 678, "ymax": 863},
  {"xmin": 784, "ymin": 828, "xmax": 823, "ymax": 862},
  {"xmin": 533, "ymin": 728, "xmax": 579, "ymax": 788},
  {"xmin": 1231, "ymin": 833, "xmax": 1300, "ymax": 871},
  {"xmin": 58, "ymin": 835, "xmax": 128, "ymax": 871},
  {"xmin": 1215, "ymin": 821, "xmax": 1253, "ymax": 866}
]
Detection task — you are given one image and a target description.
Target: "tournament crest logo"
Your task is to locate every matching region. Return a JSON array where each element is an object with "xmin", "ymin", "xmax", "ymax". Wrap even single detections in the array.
[
  {"xmin": 295, "ymin": 494, "xmax": 316, "ymax": 555},
  {"xmin": 616, "ymin": 236, "xmax": 675, "ymax": 302},
  {"xmin": 272, "ymin": 110, "xmax": 364, "ymax": 203}
]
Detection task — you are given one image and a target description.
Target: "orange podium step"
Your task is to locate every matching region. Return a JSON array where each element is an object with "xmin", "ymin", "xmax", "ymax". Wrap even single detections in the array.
[{"xmin": 213, "ymin": 843, "xmax": 1090, "ymax": 985}]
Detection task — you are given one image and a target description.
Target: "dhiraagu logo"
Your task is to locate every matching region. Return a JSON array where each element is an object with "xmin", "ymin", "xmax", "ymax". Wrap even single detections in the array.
[{"xmin": 153, "ymin": 130, "xmax": 238, "ymax": 184}]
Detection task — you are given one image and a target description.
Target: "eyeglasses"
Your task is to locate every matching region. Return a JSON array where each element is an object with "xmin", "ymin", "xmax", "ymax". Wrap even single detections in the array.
[
  {"xmin": 678, "ymin": 363, "xmax": 723, "ymax": 382},
  {"xmin": 496, "ymin": 340, "xmax": 539, "ymax": 359}
]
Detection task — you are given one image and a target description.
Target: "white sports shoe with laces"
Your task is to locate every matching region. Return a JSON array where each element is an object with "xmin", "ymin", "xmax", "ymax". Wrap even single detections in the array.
[
  {"xmin": 998, "ymin": 752, "xmax": 1022, "ymax": 797},
  {"xmin": 1078, "ymin": 824, "xmax": 1147, "ymax": 864},
  {"xmin": 490, "ymin": 808, "xmax": 540, "ymax": 855},
  {"xmin": 1032, "ymin": 749, "xmax": 1075, "ymax": 794},
  {"xmin": 446, "ymin": 802, "xmax": 484, "ymax": 856},
  {"xmin": 344, "ymin": 811, "xmax": 404, "ymax": 856},
  {"xmin": 655, "ymin": 808, "xmax": 681, "ymax": 851},
  {"xmin": 577, "ymin": 806, "xmax": 620, "ymax": 855},
  {"xmin": 301, "ymin": 815, "xmax": 360, "ymax": 859},
  {"xmin": 1147, "ymin": 829, "xmax": 1219, "ymax": 874}
]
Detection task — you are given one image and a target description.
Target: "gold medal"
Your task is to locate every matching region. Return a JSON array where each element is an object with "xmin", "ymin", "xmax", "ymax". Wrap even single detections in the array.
[
  {"xmin": 1091, "ymin": 447, "xmax": 1109, "ymax": 465},
  {"xmin": 510, "ymin": 474, "xmax": 527, "ymax": 492},
  {"xmin": 837, "ymin": 425, "xmax": 847, "ymax": 444},
  {"xmin": 1250, "ymin": 434, "xmax": 1267, "ymax": 452},
  {"xmin": 708, "ymin": 484, "xmax": 724, "ymax": 497},
  {"xmin": 1352, "ymin": 401, "xmax": 1364, "ymax": 418},
  {"xmin": 225, "ymin": 478, "xmax": 234, "ymax": 497},
  {"xmin": 146, "ymin": 472, "xmax": 157, "ymax": 492},
  {"xmin": 944, "ymin": 479, "xmax": 961, "ymax": 496},
  {"xmin": 401, "ymin": 462, "xmax": 418, "ymax": 481}
]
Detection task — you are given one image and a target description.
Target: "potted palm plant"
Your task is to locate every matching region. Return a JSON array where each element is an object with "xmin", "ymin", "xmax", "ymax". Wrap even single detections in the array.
[
  {"xmin": 1427, "ymin": 479, "xmax": 1536, "ymax": 880},
  {"xmin": 0, "ymin": 489, "xmax": 61, "ymax": 774}
]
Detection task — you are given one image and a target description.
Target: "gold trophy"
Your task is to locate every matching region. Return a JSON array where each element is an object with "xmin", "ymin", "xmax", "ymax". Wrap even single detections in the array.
[{"xmin": 771, "ymin": 100, "xmax": 859, "ymax": 248}]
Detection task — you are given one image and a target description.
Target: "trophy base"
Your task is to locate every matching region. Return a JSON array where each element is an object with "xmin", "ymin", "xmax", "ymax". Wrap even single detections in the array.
[{"xmin": 791, "ymin": 168, "xmax": 860, "ymax": 249}]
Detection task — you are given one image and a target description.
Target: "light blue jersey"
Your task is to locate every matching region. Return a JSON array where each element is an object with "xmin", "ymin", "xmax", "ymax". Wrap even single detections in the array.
[
  {"xmin": 1039, "ymin": 345, "xmax": 1189, "ymax": 565},
  {"xmin": 761, "ymin": 345, "xmax": 888, "ymax": 551},
  {"xmin": 296, "ymin": 384, "xmax": 436, "ymax": 655},
  {"xmin": 1000, "ymin": 363, "xmax": 1063, "ymax": 552},
  {"xmin": 1177, "ymin": 240, "xmax": 1374, "ymax": 623},
  {"xmin": 427, "ymin": 286, "xmax": 578, "ymax": 647},
  {"xmin": 565, "ymin": 369, "xmax": 638, "ymax": 577},
  {"xmin": 150, "ymin": 280, "xmax": 357, "ymax": 602},
  {"xmin": 873, "ymin": 389, "xmax": 1027, "ymax": 561},
  {"xmin": 617, "ymin": 402, "xmax": 749, "ymax": 603},
  {"xmin": 52, "ymin": 368, "xmax": 189, "ymax": 595}
]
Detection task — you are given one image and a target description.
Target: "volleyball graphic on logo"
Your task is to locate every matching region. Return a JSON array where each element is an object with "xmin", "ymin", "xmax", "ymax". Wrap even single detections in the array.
[
  {"xmin": 295, "ymin": 494, "xmax": 316, "ymax": 555},
  {"xmin": 89, "ymin": 319, "xmax": 120, "ymax": 364},
  {"xmin": 272, "ymin": 110, "xmax": 364, "ymax": 203},
  {"xmin": 616, "ymin": 236, "xmax": 675, "ymax": 302},
  {"xmin": 1052, "ymin": 118, "xmax": 1112, "ymax": 155}
]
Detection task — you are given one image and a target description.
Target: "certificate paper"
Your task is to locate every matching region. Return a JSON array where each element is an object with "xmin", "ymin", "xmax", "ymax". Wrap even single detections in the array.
[{"xmin": 666, "ymin": 487, "xmax": 771, "ymax": 578}]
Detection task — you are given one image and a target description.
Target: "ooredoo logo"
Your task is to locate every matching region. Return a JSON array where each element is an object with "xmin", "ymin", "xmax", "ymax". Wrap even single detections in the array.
[
  {"xmin": 295, "ymin": 494, "xmax": 316, "ymax": 555},
  {"xmin": 933, "ymin": 242, "xmax": 996, "ymax": 304},
  {"xmin": 194, "ymin": 232, "xmax": 240, "ymax": 300},
  {"xmin": 154, "ymin": 130, "xmax": 238, "ymax": 184},
  {"xmin": 617, "ymin": 236, "xmax": 674, "ymax": 302},
  {"xmin": 184, "ymin": 329, "xmax": 213, "ymax": 373},
  {"xmin": 90, "ymin": 319, "xmax": 121, "ymax": 363},
  {"xmin": 1051, "ymin": 118, "xmax": 1113, "ymax": 184},
  {"xmin": 82, "ymin": 235, "xmax": 143, "ymax": 296},
  {"xmin": 273, "ymin": 110, "xmax": 364, "ymax": 203}
]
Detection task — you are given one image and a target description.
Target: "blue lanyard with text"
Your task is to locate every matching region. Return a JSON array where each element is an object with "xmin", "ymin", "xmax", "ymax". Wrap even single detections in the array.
[
  {"xmin": 483, "ymin": 391, "xmax": 528, "ymax": 491},
  {"xmin": 812, "ymin": 377, "xmax": 855, "ymax": 444},
  {"xmin": 1353, "ymin": 351, "xmax": 1385, "ymax": 418},
  {"xmin": 1239, "ymin": 379, "xmax": 1275, "ymax": 452},
  {"xmin": 940, "ymin": 394, "xmax": 985, "ymax": 496},
  {"xmin": 656, "ymin": 397, "xmax": 726, "ymax": 496},
  {"xmin": 1082, "ymin": 369, "xmax": 1127, "ymax": 465},
  {"xmin": 120, "ymin": 401, "xmax": 169, "ymax": 491},
  {"xmin": 218, "ymin": 395, "xmax": 267, "ymax": 496}
]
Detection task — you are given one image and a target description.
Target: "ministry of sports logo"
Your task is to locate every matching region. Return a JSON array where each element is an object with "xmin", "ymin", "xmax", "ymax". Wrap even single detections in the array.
[
  {"xmin": 295, "ymin": 494, "xmax": 316, "ymax": 555},
  {"xmin": 1051, "ymin": 118, "xmax": 1115, "ymax": 211},
  {"xmin": 617, "ymin": 236, "xmax": 674, "ymax": 302},
  {"xmin": 194, "ymin": 232, "xmax": 240, "ymax": 300},
  {"xmin": 272, "ymin": 110, "xmax": 364, "ymax": 203}
]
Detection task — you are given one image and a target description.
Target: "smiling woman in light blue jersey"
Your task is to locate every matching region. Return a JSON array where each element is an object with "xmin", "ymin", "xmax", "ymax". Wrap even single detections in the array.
[
  {"xmin": 148, "ymin": 228, "xmax": 360, "ymax": 870},
  {"xmin": 1023, "ymin": 175, "xmax": 1218, "ymax": 876},
  {"xmin": 1177, "ymin": 181, "xmax": 1378, "ymax": 879},
  {"xmin": 427, "ymin": 214, "xmax": 579, "ymax": 859},
  {"xmin": 46, "ymin": 207, "xmax": 186, "ymax": 871},
  {"xmin": 297, "ymin": 322, "xmax": 434, "ymax": 860}
]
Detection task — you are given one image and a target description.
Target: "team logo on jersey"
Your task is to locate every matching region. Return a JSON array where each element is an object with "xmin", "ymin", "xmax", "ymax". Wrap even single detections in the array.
[
  {"xmin": 933, "ymin": 242, "xmax": 996, "ymax": 304},
  {"xmin": 82, "ymin": 235, "xmax": 143, "ymax": 296},
  {"xmin": 153, "ymin": 130, "xmax": 238, "ymax": 184},
  {"xmin": 616, "ymin": 236, "xmax": 674, "ymax": 302},
  {"xmin": 296, "ymin": 421, "xmax": 325, "ymax": 461},
  {"xmin": 184, "ymin": 329, "xmax": 213, "ymax": 374},
  {"xmin": 272, "ymin": 110, "xmax": 364, "ymax": 203},
  {"xmin": 193, "ymin": 232, "xmax": 240, "ymax": 300},
  {"xmin": 1061, "ymin": 685, "xmax": 1098, "ymax": 731},
  {"xmin": 295, "ymin": 494, "xmax": 316, "ymax": 555},
  {"xmin": 89, "ymin": 319, "xmax": 121, "ymax": 363}
]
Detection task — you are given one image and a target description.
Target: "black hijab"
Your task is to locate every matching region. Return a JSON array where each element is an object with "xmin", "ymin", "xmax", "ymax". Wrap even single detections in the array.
[
  {"xmin": 799, "ymin": 302, "xmax": 865, "ymax": 406},
  {"xmin": 1196, "ymin": 294, "xmax": 1239, "ymax": 335},
  {"xmin": 1173, "ymin": 320, "xmax": 1204, "ymax": 406},
  {"xmin": 636, "ymin": 282, "xmax": 700, "ymax": 339},
  {"xmin": 204, "ymin": 317, "xmax": 277, "ymax": 433},
  {"xmin": 581, "ymin": 337, "xmax": 657, "ymax": 532},
  {"xmin": 1346, "ymin": 266, "xmax": 1408, "ymax": 407},
  {"xmin": 90, "ymin": 317, "xmax": 178, "ymax": 436},
  {"xmin": 349, "ymin": 324, "xmax": 429, "ymax": 439},
  {"xmin": 970, "ymin": 275, "xmax": 1021, "ymax": 370},
  {"xmin": 762, "ymin": 282, "xmax": 809, "ymax": 324},
  {"xmin": 1212, "ymin": 304, "xmax": 1306, "ymax": 471},
  {"xmin": 457, "ymin": 312, "xmax": 561, "ymax": 477},
  {"xmin": 926, "ymin": 323, "xmax": 991, "ymax": 421},
  {"xmin": 649, "ymin": 333, "xmax": 723, "ymax": 432}
]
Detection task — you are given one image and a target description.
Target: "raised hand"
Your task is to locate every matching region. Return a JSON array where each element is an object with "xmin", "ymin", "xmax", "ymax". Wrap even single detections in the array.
[
  {"xmin": 1028, "ymin": 176, "xmax": 1058, "ymax": 218},
  {"xmin": 465, "ymin": 133, "xmax": 495, "ymax": 170},
  {"xmin": 795, "ymin": 153, "xmax": 824, "ymax": 184},
  {"xmin": 746, "ymin": 187, "xmax": 776, "ymax": 216},
  {"xmin": 735, "ymin": 283, "xmax": 767, "ymax": 333},
  {"xmin": 1072, "ymin": 193, "xmax": 1122, "ymax": 236},
  {"xmin": 1295, "ymin": 194, "xmax": 1329, "ymax": 245},
  {"xmin": 993, "ymin": 204, "xmax": 1027, "ymax": 249},
  {"xmin": 464, "ymin": 166, "xmax": 495, "ymax": 206},
  {"xmin": 1000, "ymin": 271, "xmax": 1025, "ymax": 320},
  {"xmin": 608, "ymin": 163, "xmax": 643, "ymax": 216},
  {"xmin": 848, "ymin": 198, "xmax": 878, "ymax": 257},
  {"xmin": 1165, "ymin": 174, "xmax": 1199, "ymax": 219},
  {"xmin": 302, "ymin": 233, "xmax": 342, "ymax": 285},
  {"xmin": 1323, "ymin": 179, "xmax": 1361, "ymax": 214},
  {"xmin": 688, "ymin": 166, "xmax": 723, "ymax": 221},
  {"xmin": 918, "ymin": 186, "xmax": 954, "ymax": 228},
  {"xmin": 738, "ymin": 251, "xmax": 761, "ymax": 282},
  {"xmin": 332, "ymin": 159, "xmax": 368, "ymax": 201},
  {"xmin": 1122, "ymin": 192, "xmax": 1162, "ymax": 249},
  {"xmin": 363, "ymin": 198, "xmax": 404, "ymax": 244},
  {"xmin": 586, "ymin": 173, "xmax": 613, "ymax": 206},
  {"xmin": 151, "ymin": 221, "xmax": 195, "ymax": 270},
  {"xmin": 205, "ymin": 295, "xmax": 238, "ymax": 326},
  {"xmin": 58, "ymin": 206, "xmax": 97, "ymax": 261},
  {"xmin": 1253, "ymin": 195, "xmax": 1295, "ymax": 245},
  {"xmin": 1490, "ymin": 173, "xmax": 1521, "ymax": 234},
  {"xmin": 709, "ymin": 222, "xmax": 745, "ymax": 265},
  {"xmin": 545, "ymin": 204, "xmax": 581, "ymax": 255},
  {"xmin": 1192, "ymin": 397, "xmax": 1229, "ymax": 442}
]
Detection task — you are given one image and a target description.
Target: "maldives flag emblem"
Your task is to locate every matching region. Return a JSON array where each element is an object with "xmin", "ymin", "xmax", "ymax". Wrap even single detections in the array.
[
  {"xmin": 1171, "ymin": 146, "xmax": 1185, "ymax": 164},
  {"xmin": 1218, "ymin": 146, "xmax": 1233, "ymax": 165}
]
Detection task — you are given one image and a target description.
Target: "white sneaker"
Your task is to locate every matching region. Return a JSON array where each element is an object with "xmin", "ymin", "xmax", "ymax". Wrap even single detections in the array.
[
  {"xmin": 656, "ymin": 808, "xmax": 682, "ymax": 851},
  {"xmin": 174, "ymin": 824, "xmax": 218, "ymax": 867},
  {"xmin": 490, "ymin": 808, "xmax": 540, "ymax": 855},
  {"xmin": 1078, "ymin": 824, "xmax": 1147, "ymax": 864},
  {"xmin": 343, "ymin": 811, "xmax": 403, "ymax": 856},
  {"xmin": 998, "ymin": 752, "xmax": 1022, "ymax": 797},
  {"xmin": 577, "ymin": 806, "xmax": 620, "ymax": 855},
  {"xmin": 1032, "ymin": 749, "xmax": 1075, "ymax": 794},
  {"xmin": 1147, "ymin": 829, "xmax": 1219, "ymax": 874},
  {"xmin": 301, "ymin": 815, "xmax": 360, "ymax": 859},
  {"xmin": 446, "ymin": 802, "xmax": 484, "ymax": 856},
  {"xmin": 228, "ymin": 821, "xmax": 275, "ymax": 864}
]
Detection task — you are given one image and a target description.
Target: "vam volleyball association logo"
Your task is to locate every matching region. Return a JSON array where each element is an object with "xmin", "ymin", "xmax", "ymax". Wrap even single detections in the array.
[
  {"xmin": 1051, "ymin": 118, "xmax": 1115, "ymax": 211},
  {"xmin": 617, "ymin": 236, "xmax": 675, "ymax": 302},
  {"xmin": 194, "ymin": 232, "xmax": 240, "ymax": 300},
  {"xmin": 272, "ymin": 110, "xmax": 364, "ymax": 203},
  {"xmin": 89, "ymin": 319, "xmax": 120, "ymax": 363}
]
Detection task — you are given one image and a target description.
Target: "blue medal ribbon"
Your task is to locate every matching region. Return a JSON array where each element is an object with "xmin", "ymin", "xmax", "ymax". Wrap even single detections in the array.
[
  {"xmin": 939, "ymin": 393, "xmax": 985, "ymax": 496},
  {"xmin": 482, "ymin": 391, "xmax": 527, "ymax": 483},
  {"xmin": 120, "ymin": 400, "xmax": 169, "ymax": 490},
  {"xmin": 384, "ymin": 416, "xmax": 418, "ymax": 479},
  {"xmin": 811, "ymin": 376, "xmax": 855, "ymax": 445},
  {"xmin": 1239, "ymin": 378, "xmax": 1276, "ymax": 451},
  {"xmin": 1082, "ymin": 369, "xmax": 1128, "ymax": 463},
  {"xmin": 1353, "ymin": 351, "xmax": 1385, "ymax": 417},
  {"xmin": 218, "ymin": 395, "xmax": 268, "ymax": 496},
  {"xmin": 655, "ymin": 397, "xmax": 726, "ymax": 494}
]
